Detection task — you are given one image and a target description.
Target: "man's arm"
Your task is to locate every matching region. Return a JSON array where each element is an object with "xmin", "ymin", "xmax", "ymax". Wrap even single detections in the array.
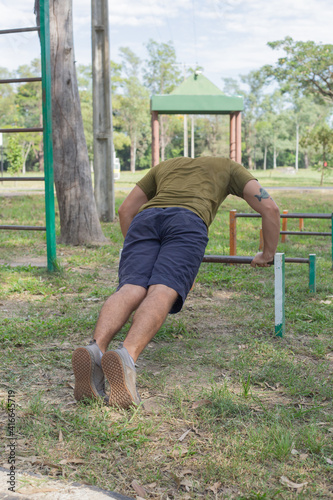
[
  {"xmin": 242, "ymin": 180, "xmax": 280, "ymax": 268},
  {"xmin": 118, "ymin": 185, "xmax": 149, "ymax": 238}
]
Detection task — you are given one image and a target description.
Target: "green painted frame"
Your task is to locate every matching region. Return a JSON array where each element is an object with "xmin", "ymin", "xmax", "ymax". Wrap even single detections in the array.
[{"xmin": 40, "ymin": 0, "xmax": 57, "ymax": 271}]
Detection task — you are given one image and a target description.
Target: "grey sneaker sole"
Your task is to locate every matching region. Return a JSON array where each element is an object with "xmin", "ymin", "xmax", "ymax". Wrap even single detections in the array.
[
  {"xmin": 72, "ymin": 347, "xmax": 101, "ymax": 402},
  {"xmin": 101, "ymin": 351, "xmax": 136, "ymax": 409}
]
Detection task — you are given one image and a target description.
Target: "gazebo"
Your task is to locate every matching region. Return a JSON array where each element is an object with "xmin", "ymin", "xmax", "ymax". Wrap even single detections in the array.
[{"xmin": 150, "ymin": 72, "xmax": 243, "ymax": 166}]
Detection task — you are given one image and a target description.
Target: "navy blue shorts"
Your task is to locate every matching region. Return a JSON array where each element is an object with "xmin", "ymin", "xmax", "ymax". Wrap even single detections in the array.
[{"xmin": 118, "ymin": 207, "xmax": 209, "ymax": 314}]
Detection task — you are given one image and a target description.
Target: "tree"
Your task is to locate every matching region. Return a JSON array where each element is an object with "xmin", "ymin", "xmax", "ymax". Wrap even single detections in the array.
[
  {"xmin": 15, "ymin": 60, "xmax": 43, "ymax": 172},
  {"xmin": 143, "ymin": 40, "xmax": 182, "ymax": 161},
  {"xmin": 301, "ymin": 124, "xmax": 333, "ymax": 185},
  {"xmin": 34, "ymin": 0, "xmax": 107, "ymax": 245},
  {"xmin": 265, "ymin": 37, "xmax": 333, "ymax": 103},
  {"xmin": 6, "ymin": 135, "xmax": 23, "ymax": 175},
  {"xmin": 223, "ymin": 71, "xmax": 266, "ymax": 169},
  {"xmin": 118, "ymin": 47, "xmax": 150, "ymax": 172}
]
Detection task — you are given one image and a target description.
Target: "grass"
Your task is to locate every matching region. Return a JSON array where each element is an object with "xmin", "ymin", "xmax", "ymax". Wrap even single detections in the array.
[{"xmin": 0, "ymin": 178, "xmax": 332, "ymax": 498}]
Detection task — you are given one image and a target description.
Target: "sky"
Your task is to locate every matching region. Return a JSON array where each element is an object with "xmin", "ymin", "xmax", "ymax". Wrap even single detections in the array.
[{"xmin": 0, "ymin": 0, "xmax": 332, "ymax": 90}]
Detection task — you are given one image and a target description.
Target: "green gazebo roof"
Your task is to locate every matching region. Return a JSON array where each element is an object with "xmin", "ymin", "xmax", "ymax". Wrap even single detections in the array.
[{"xmin": 151, "ymin": 73, "xmax": 243, "ymax": 115}]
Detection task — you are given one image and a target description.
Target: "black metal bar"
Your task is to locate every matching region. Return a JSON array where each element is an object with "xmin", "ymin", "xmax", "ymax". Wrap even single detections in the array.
[
  {"xmin": 0, "ymin": 27, "xmax": 39, "ymax": 35},
  {"xmin": 0, "ymin": 177, "xmax": 45, "ymax": 181},
  {"xmin": 202, "ymin": 255, "xmax": 309, "ymax": 264},
  {"xmin": 0, "ymin": 77, "xmax": 42, "ymax": 84},
  {"xmin": 281, "ymin": 231, "xmax": 331, "ymax": 236},
  {"xmin": 0, "ymin": 128, "xmax": 43, "ymax": 133},
  {"xmin": 236, "ymin": 213, "xmax": 331, "ymax": 219},
  {"xmin": 0, "ymin": 225, "xmax": 46, "ymax": 231}
]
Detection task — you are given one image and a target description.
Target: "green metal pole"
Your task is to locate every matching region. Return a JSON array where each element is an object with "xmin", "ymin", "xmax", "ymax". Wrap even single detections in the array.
[
  {"xmin": 309, "ymin": 254, "xmax": 316, "ymax": 293},
  {"xmin": 331, "ymin": 213, "xmax": 333, "ymax": 270},
  {"xmin": 274, "ymin": 253, "xmax": 285, "ymax": 337},
  {"xmin": 40, "ymin": 0, "xmax": 57, "ymax": 271}
]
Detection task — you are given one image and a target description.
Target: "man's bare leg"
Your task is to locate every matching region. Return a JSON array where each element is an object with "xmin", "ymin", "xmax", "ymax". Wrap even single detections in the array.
[
  {"xmin": 72, "ymin": 284, "xmax": 147, "ymax": 402},
  {"xmin": 93, "ymin": 284, "xmax": 147, "ymax": 353},
  {"xmin": 101, "ymin": 284, "xmax": 178, "ymax": 408},
  {"xmin": 123, "ymin": 284, "xmax": 179, "ymax": 361}
]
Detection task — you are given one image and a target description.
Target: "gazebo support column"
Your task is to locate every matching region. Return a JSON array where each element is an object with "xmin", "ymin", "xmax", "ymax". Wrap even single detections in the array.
[
  {"xmin": 151, "ymin": 111, "xmax": 159, "ymax": 166},
  {"xmin": 236, "ymin": 111, "xmax": 242, "ymax": 163},
  {"xmin": 230, "ymin": 112, "xmax": 236, "ymax": 161}
]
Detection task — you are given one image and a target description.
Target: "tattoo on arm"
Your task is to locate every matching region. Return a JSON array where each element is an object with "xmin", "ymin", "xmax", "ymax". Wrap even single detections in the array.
[{"xmin": 254, "ymin": 188, "xmax": 271, "ymax": 202}]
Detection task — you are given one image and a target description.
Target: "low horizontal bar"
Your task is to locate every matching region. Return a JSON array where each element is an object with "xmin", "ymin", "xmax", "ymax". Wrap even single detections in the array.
[
  {"xmin": 281, "ymin": 231, "xmax": 331, "ymax": 236},
  {"xmin": 0, "ymin": 225, "xmax": 46, "ymax": 231},
  {"xmin": 202, "ymin": 255, "xmax": 309, "ymax": 264},
  {"xmin": 236, "ymin": 213, "xmax": 331, "ymax": 219},
  {"xmin": 0, "ymin": 177, "xmax": 45, "ymax": 181},
  {"xmin": 0, "ymin": 77, "xmax": 41, "ymax": 84},
  {"xmin": 0, "ymin": 27, "xmax": 39, "ymax": 35},
  {"xmin": 0, "ymin": 128, "xmax": 43, "ymax": 133}
]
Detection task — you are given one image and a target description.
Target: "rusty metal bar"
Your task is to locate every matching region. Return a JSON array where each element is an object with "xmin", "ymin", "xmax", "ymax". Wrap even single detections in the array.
[
  {"xmin": 0, "ymin": 225, "xmax": 46, "ymax": 231},
  {"xmin": 236, "ymin": 212, "xmax": 331, "ymax": 219},
  {"xmin": 202, "ymin": 255, "xmax": 310, "ymax": 265},
  {"xmin": 0, "ymin": 128, "xmax": 43, "ymax": 133},
  {"xmin": 281, "ymin": 231, "xmax": 331, "ymax": 236},
  {"xmin": 0, "ymin": 77, "xmax": 42, "ymax": 84},
  {"xmin": 0, "ymin": 27, "xmax": 39, "ymax": 35},
  {"xmin": 0, "ymin": 177, "xmax": 44, "ymax": 181},
  {"xmin": 281, "ymin": 209, "xmax": 288, "ymax": 243}
]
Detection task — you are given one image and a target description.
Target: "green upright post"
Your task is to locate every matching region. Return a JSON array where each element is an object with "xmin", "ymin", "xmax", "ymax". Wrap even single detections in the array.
[
  {"xmin": 274, "ymin": 253, "xmax": 285, "ymax": 338},
  {"xmin": 309, "ymin": 254, "xmax": 316, "ymax": 293},
  {"xmin": 40, "ymin": 0, "xmax": 57, "ymax": 271},
  {"xmin": 331, "ymin": 213, "xmax": 333, "ymax": 270}
]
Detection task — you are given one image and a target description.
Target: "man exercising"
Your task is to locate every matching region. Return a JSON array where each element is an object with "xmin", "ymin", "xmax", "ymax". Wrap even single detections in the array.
[{"xmin": 72, "ymin": 156, "xmax": 280, "ymax": 408}]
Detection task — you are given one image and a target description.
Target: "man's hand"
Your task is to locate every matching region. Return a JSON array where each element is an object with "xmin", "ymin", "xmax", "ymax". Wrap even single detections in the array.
[{"xmin": 251, "ymin": 252, "xmax": 273, "ymax": 268}]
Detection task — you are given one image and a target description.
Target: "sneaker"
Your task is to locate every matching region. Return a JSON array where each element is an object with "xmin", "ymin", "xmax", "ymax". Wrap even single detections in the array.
[
  {"xmin": 72, "ymin": 340, "xmax": 107, "ymax": 403},
  {"xmin": 101, "ymin": 344, "xmax": 141, "ymax": 409}
]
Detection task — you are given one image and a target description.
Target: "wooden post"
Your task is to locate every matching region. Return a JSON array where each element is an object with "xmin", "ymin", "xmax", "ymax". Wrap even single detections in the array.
[
  {"xmin": 152, "ymin": 111, "xmax": 159, "ymax": 167},
  {"xmin": 281, "ymin": 209, "xmax": 288, "ymax": 243},
  {"xmin": 229, "ymin": 113, "xmax": 236, "ymax": 161},
  {"xmin": 235, "ymin": 111, "xmax": 242, "ymax": 164},
  {"xmin": 230, "ymin": 210, "xmax": 237, "ymax": 255},
  {"xmin": 92, "ymin": 0, "xmax": 114, "ymax": 221},
  {"xmin": 299, "ymin": 218, "xmax": 304, "ymax": 231},
  {"xmin": 274, "ymin": 253, "xmax": 285, "ymax": 337}
]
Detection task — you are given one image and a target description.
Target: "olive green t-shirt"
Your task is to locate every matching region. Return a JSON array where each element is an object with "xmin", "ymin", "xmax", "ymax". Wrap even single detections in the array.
[{"xmin": 136, "ymin": 156, "xmax": 256, "ymax": 228}]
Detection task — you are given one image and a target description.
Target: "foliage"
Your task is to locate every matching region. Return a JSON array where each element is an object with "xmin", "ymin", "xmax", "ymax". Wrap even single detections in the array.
[
  {"xmin": 2, "ymin": 38, "xmax": 333, "ymax": 172},
  {"xmin": 301, "ymin": 123, "xmax": 333, "ymax": 185},
  {"xmin": 6, "ymin": 135, "xmax": 23, "ymax": 174},
  {"xmin": 265, "ymin": 37, "xmax": 333, "ymax": 103}
]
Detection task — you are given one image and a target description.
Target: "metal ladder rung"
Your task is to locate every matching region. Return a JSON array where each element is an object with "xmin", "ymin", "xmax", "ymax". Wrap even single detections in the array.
[
  {"xmin": 0, "ymin": 27, "xmax": 40, "ymax": 35},
  {"xmin": 0, "ymin": 177, "xmax": 45, "ymax": 181},
  {"xmin": 0, "ymin": 128, "xmax": 43, "ymax": 133},
  {"xmin": 0, "ymin": 225, "xmax": 46, "ymax": 231},
  {"xmin": 0, "ymin": 78, "xmax": 42, "ymax": 84}
]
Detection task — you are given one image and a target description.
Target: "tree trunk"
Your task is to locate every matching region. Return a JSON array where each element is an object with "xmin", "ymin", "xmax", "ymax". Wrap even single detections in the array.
[
  {"xmin": 130, "ymin": 133, "xmax": 136, "ymax": 173},
  {"xmin": 35, "ymin": 0, "xmax": 107, "ymax": 245},
  {"xmin": 273, "ymin": 145, "xmax": 277, "ymax": 169},
  {"xmin": 160, "ymin": 115, "xmax": 166, "ymax": 162},
  {"xmin": 304, "ymin": 151, "xmax": 309, "ymax": 169},
  {"xmin": 22, "ymin": 141, "xmax": 32, "ymax": 174},
  {"xmin": 295, "ymin": 122, "xmax": 299, "ymax": 171},
  {"xmin": 263, "ymin": 145, "xmax": 267, "ymax": 171}
]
